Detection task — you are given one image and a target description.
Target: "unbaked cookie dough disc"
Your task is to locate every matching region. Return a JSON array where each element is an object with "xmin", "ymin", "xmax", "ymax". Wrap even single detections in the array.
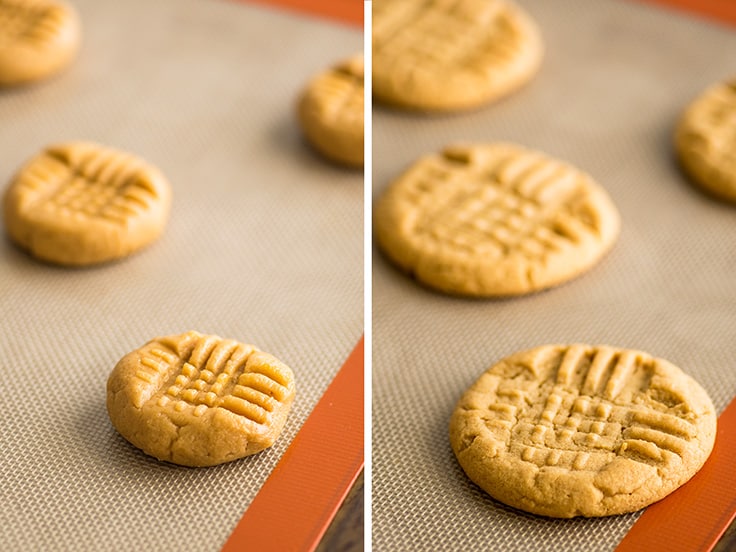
[
  {"xmin": 3, "ymin": 142, "xmax": 172, "ymax": 266},
  {"xmin": 297, "ymin": 54, "xmax": 364, "ymax": 167},
  {"xmin": 675, "ymin": 78, "xmax": 736, "ymax": 202},
  {"xmin": 449, "ymin": 345, "xmax": 717, "ymax": 518},
  {"xmin": 374, "ymin": 143, "xmax": 620, "ymax": 297},
  {"xmin": 0, "ymin": 0, "xmax": 81, "ymax": 86},
  {"xmin": 372, "ymin": 0, "xmax": 543, "ymax": 112},
  {"xmin": 107, "ymin": 331, "xmax": 297, "ymax": 467}
]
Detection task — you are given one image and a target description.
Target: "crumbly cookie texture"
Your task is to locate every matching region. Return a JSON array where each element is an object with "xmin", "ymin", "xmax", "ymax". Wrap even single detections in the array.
[
  {"xmin": 0, "ymin": 0, "xmax": 81, "ymax": 86},
  {"xmin": 3, "ymin": 142, "xmax": 171, "ymax": 266},
  {"xmin": 297, "ymin": 54, "xmax": 364, "ymax": 167},
  {"xmin": 372, "ymin": 0, "xmax": 543, "ymax": 112},
  {"xmin": 675, "ymin": 78, "xmax": 736, "ymax": 202},
  {"xmin": 107, "ymin": 331, "xmax": 296, "ymax": 468},
  {"xmin": 374, "ymin": 143, "xmax": 620, "ymax": 297},
  {"xmin": 449, "ymin": 345, "xmax": 717, "ymax": 518}
]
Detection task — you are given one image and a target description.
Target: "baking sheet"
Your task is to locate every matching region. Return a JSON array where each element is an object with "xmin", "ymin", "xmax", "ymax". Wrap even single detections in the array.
[
  {"xmin": 371, "ymin": 0, "xmax": 736, "ymax": 550},
  {"xmin": 0, "ymin": 1, "xmax": 362, "ymax": 550}
]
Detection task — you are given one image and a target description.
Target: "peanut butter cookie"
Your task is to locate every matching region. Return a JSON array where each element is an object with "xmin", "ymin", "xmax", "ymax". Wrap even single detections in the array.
[
  {"xmin": 0, "ymin": 0, "xmax": 81, "ymax": 85},
  {"xmin": 675, "ymin": 78, "xmax": 736, "ymax": 201},
  {"xmin": 107, "ymin": 331, "xmax": 296, "ymax": 467},
  {"xmin": 3, "ymin": 142, "xmax": 171, "ymax": 266},
  {"xmin": 297, "ymin": 54, "xmax": 364, "ymax": 167},
  {"xmin": 372, "ymin": 0, "xmax": 542, "ymax": 112},
  {"xmin": 449, "ymin": 345, "xmax": 717, "ymax": 517},
  {"xmin": 374, "ymin": 143, "xmax": 620, "ymax": 296}
]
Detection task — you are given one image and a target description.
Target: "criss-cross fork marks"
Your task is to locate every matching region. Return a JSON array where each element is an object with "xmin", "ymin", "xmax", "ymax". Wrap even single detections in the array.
[
  {"xmin": 483, "ymin": 346, "xmax": 697, "ymax": 471},
  {"xmin": 0, "ymin": 0, "xmax": 66, "ymax": 49},
  {"xmin": 374, "ymin": 0, "xmax": 525, "ymax": 75},
  {"xmin": 312, "ymin": 60, "xmax": 363, "ymax": 126},
  {"xmin": 135, "ymin": 335, "xmax": 291, "ymax": 428},
  {"xmin": 408, "ymin": 149, "xmax": 598, "ymax": 260},
  {"xmin": 14, "ymin": 148, "xmax": 161, "ymax": 226}
]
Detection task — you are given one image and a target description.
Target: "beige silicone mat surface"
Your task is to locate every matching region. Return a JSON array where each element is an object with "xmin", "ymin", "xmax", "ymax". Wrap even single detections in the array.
[
  {"xmin": 0, "ymin": 0, "xmax": 362, "ymax": 550},
  {"xmin": 372, "ymin": 0, "xmax": 736, "ymax": 550}
]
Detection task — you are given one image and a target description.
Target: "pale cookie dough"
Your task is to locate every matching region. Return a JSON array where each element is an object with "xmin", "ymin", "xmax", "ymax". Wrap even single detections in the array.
[
  {"xmin": 107, "ymin": 331, "xmax": 296, "ymax": 468},
  {"xmin": 374, "ymin": 143, "xmax": 620, "ymax": 297},
  {"xmin": 0, "ymin": 0, "xmax": 81, "ymax": 86},
  {"xmin": 449, "ymin": 345, "xmax": 717, "ymax": 518},
  {"xmin": 675, "ymin": 78, "xmax": 736, "ymax": 202},
  {"xmin": 372, "ymin": 0, "xmax": 543, "ymax": 112},
  {"xmin": 3, "ymin": 142, "xmax": 171, "ymax": 266},
  {"xmin": 297, "ymin": 54, "xmax": 364, "ymax": 167}
]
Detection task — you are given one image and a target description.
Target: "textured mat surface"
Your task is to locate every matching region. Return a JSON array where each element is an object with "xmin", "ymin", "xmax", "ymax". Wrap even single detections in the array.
[
  {"xmin": 372, "ymin": 0, "xmax": 736, "ymax": 550},
  {"xmin": 0, "ymin": 1, "xmax": 362, "ymax": 550}
]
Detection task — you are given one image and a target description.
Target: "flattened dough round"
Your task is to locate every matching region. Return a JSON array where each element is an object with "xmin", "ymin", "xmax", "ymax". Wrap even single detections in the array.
[
  {"xmin": 0, "ymin": 0, "xmax": 81, "ymax": 86},
  {"xmin": 675, "ymin": 78, "xmax": 736, "ymax": 201},
  {"xmin": 374, "ymin": 143, "xmax": 620, "ymax": 297},
  {"xmin": 372, "ymin": 0, "xmax": 543, "ymax": 112},
  {"xmin": 449, "ymin": 344, "xmax": 717, "ymax": 517},
  {"xmin": 107, "ymin": 331, "xmax": 297, "ymax": 467},
  {"xmin": 3, "ymin": 142, "xmax": 171, "ymax": 266},
  {"xmin": 297, "ymin": 54, "xmax": 364, "ymax": 167}
]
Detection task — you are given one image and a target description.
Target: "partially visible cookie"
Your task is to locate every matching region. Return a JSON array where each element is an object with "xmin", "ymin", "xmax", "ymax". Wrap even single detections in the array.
[
  {"xmin": 3, "ymin": 142, "xmax": 171, "ymax": 266},
  {"xmin": 675, "ymin": 78, "xmax": 736, "ymax": 201},
  {"xmin": 374, "ymin": 143, "xmax": 620, "ymax": 297},
  {"xmin": 372, "ymin": 0, "xmax": 542, "ymax": 112},
  {"xmin": 0, "ymin": 0, "xmax": 81, "ymax": 86},
  {"xmin": 107, "ymin": 331, "xmax": 296, "ymax": 467},
  {"xmin": 297, "ymin": 54, "xmax": 364, "ymax": 167},
  {"xmin": 449, "ymin": 344, "xmax": 717, "ymax": 518}
]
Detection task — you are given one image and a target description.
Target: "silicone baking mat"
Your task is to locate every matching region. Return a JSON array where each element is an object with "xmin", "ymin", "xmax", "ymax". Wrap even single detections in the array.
[
  {"xmin": 371, "ymin": 0, "xmax": 736, "ymax": 550},
  {"xmin": 0, "ymin": 0, "xmax": 362, "ymax": 550}
]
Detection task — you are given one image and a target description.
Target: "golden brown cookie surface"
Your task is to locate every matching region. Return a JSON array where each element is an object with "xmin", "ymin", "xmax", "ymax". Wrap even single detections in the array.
[
  {"xmin": 297, "ymin": 54, "xmax": 364, "ymax": 167},
  {"xmin": 107, "ymin": 331, "xmax": 296, "ymax": 467},
  {"xmin": 3, "ymin": 142, "xmax": 171, "ymax": 266},
  {"xmin": 372, "ymin": 0, "xmax": 542, "ymax": 112},
  {"xmin": 449, "ymin": 345, "xmax": 717, "ymax": 517},
  {"xmin": 374, "ymin": 143, "xmax": 620, "ymax": 297},
  {"xmin": 0, "ymin": 0, "xmax": 81, "ymax": 85},
  {"xmin": 675, "ymin": 78, "xmax": 736, "ymax": 201}
]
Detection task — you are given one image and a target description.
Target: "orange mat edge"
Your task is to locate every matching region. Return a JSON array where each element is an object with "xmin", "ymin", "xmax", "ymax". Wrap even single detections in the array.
[
  {"xmin": 615, "ymin": 396, "xmax": 736, "ymax": 552},
  {"xmin": 221, "ymin": 337, "xmax": 364, "ymax": 552},
  {"xmin": 233, "ymin": 0, "xmax": 363, "ymax": 27},
  {"xmin": 635, "ymin": 0, "xmax": 736, "ymax": 27}
]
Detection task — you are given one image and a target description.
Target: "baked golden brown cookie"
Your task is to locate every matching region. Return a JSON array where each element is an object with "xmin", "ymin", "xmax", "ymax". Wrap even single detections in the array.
[
  {"xmin": 675, "ymin": 78, "xmax": 736, "ymax": 201},
  {"xmin": 3, "ymin": 142, "xmax": 171, "ymax": 266},
  {"xmin": 297, "ymin": 54, "xmax": 364, "ymax": 167},
  {"xmin": 372, "ymin": 0, "xmax": 543, "ymax": 112},
  {"xmin": 107, "ymin": 331, "xmax": 296, "ymax": 467},
  {"xmin": 374, "ymin": 143, "xmax": 620, "ymax": 297},
  {"xmin": 0, "ymin": 0, "xmax": 81, "ymax": 86},
  {"xmin": 449, "ymin": 345, "xmax": 717, "ymax": 517}
]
